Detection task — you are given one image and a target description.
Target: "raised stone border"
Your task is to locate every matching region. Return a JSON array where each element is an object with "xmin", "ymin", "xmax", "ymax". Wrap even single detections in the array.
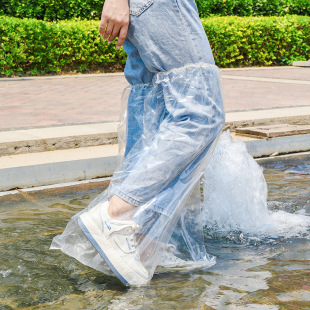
[
  {"xmin": 293, "ymin": 60, "xmax": 310, "ymax": 67},
  {"xmin": 1, "ymin": 107, "xmax": 310, "ymax": 157},
  {"xmin": 0, "ymin": 123, "xmax": 118, "ymax": 156},
  {"xmin": 1, "ymin": 106, "xmax": 310, "ymax": 191},
  {"xmin": 0, "ymin": 144, "xmax": 118, "ymax": 191},
  {"xmin": 1, "ymin": 133, "xmax": 309, "ymax": 191}
]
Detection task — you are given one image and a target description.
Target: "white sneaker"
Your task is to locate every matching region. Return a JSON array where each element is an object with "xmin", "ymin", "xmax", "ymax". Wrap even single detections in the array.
[{"xmin": 78, "ymin": 201, "xmax": 149, "ymax": 286}]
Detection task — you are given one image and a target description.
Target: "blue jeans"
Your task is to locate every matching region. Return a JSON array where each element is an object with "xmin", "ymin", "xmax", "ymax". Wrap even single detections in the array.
[{"xmin": 109, "ymin": 0, "xmax": 225, "ymax": 218}]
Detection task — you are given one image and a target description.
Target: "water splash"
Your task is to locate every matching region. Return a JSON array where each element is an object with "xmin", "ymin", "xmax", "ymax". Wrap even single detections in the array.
[
  {"xmin": 0, "ymin": 269, "xmax": 12, "ymax": 278},
  {"xmin": 202, "ymin": 130, "xmax": 310, "ymax": 240}
]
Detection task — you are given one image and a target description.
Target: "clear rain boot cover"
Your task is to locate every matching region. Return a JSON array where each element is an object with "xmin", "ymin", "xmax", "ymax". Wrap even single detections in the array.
[{"xmin": 50, "ymin": 63, "xmax": 226, "ymax": 284}]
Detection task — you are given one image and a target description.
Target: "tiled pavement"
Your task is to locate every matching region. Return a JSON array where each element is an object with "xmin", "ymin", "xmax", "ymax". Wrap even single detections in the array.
[{"xmin": 0, "ymin": 66, "xmax": 309, "ymax": 131}]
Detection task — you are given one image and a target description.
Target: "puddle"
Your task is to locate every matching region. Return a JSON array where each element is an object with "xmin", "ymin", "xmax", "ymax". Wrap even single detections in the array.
[{"xmin": 0, "ymin": 156, "xmax": 309, "ymax": 309}]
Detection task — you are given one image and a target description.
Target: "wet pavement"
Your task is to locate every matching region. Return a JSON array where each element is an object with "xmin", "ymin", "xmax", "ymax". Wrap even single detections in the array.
[
  {"xmin": 0, "ymin": 155, "xmax": 309, "ymax": 309},
  {"xmin": 0, "ymin": 66, "xmax": 309, "ymax": 131}
]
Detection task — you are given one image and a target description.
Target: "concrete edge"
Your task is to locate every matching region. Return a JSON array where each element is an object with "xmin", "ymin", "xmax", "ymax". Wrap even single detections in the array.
[
  {"xmin": 244, "ymin": 133, "xmax": 310, "ymax": 158},
  {"xmin": 0, "ymin": 133, "xmax": 118, "ymax": 157},
  {"xmin": 0, "ymin": 122, "xmax": 119, "ymax": 156},
  {"xmin": 1, "ymin": 133, "xmax": 310, "ymax": 192},
  {"xmin": 292, "ymin": 61, "xmax": 310, "ymax": 67},
  {"xmin": 0, "ymin": 176, "xmax": 111, "ymax": 197},
  {"xmin": 221, "ymin": 75, "xmax": 310, "ymax": 85},
  {"xmin": 1, "ymin": 150, "xmax": 310, "ymax": 197},
  {"xmin": 0, "ymin": 66, "xmax": 298, "ymax": 81},
  {"xmin": 256, "ymin": 151, "xmax": 310, "ymax": 162},
  {"xmin": 226, "ymin": 106, "xmax": 310, "ymax": 130},
  {"xmin": 0, "ymin": 72, "xmax": 125, "ymax": 82},
  {"xmin": 1, "ymin": 107, "xmax": 310, "ymax": 156},
  {"xmin": 0, "ymin": 149, "xmax": 118, "ymax": 191}
]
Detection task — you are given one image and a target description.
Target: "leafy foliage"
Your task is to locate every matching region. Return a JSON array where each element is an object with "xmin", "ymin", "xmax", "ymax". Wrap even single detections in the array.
[
  {"xmin": 0, "ymin": 16, "xmax": 127, "ymax": 76},
  {"xmin": 196, "ymin": 0, "xmax": 310, "ymax": 17},
  {"xmin": 0, "ymin": 0, "xmax": 309, "ymax": 21},
  {"xmin": 202, "ymin": 15, "xmax": 310, "ymax": 67},
  {"xmin": 0, "ymin": 0, "xmax": 103, "ymax": 21},
  {"xmin": 0, "ymin": 16, "xmax": 309, "ymax": 76}
]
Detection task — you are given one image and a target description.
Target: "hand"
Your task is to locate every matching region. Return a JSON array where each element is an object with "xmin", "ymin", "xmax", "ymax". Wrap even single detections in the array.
[{"xmin": 99, "ymin": 0, "xmax": 130, "ymax": 49}]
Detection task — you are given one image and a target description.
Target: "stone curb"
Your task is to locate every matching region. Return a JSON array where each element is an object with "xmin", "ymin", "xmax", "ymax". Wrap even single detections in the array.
[
  {"xmin": 0, "ymin": 122, "xmax": 118, "ymax": 156},
  {"xmin": 1, "ymin": 133, "xmax": 309, "ymax": 192},
  {"xmin": 221, "ymin": 74, "xmax": 310, "ymax": 85},
  {"xmin": 3, "ymin": 150, "xmax": 310, "ymax": 197},
  {"xmin": 0, "ymin": 66, "xmax": 295, "ymax": 82},
  {"xmin": 1, "ymin": 107, "xmax": 309, "ymax": 157},
  {"xmin": 226, "ymin": 106, "xmax": 310, "ymax": 130},
  {"xmin": 0, "ymin": 144, "xmax": 118, "ymax": 191},
  {"xmin": 293, "ymin": 61, "xmax": 310, "ymax": 67},
  {"xmin": 242, "ymin": 133, "xmax": 310, "ymax": 158},
  {"xmin": 1, "ymin": 107, "xmax": 310, "ymax": 191}
]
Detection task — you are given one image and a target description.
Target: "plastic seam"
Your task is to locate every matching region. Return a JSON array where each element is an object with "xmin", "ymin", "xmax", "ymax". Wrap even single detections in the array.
[
  {"xmin": 148, "ymin": 203, "xmax": 173, "ymax": 217},
  {"xmin": 131, "ymin": 82, "xmax": 153, "ymax": 89},
  {"xmin": 155, "ymin": 62, "xmax": 220, "ymax": 81},
  {"xmin": 130, "ymin": 63, "xmax": 220, "ymax": 88}
]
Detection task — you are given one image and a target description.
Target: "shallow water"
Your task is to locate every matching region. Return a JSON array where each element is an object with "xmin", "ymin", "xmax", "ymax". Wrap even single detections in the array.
[{"xmin": 0, "ymin": 155, "xmax": 310, "ymax": 310}]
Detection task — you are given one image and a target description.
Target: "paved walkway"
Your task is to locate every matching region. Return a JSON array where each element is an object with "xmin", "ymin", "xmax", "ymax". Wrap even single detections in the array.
[{"xmin": 0, "ymin": 66, "xmax": 309, "ymax": 131}]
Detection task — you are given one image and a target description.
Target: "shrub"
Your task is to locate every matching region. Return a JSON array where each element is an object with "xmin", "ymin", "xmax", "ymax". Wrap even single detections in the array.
[
  {"xmin": 286, "ymin": 0, "xmax": 310, "ymax": 16},
  {"xmin": 202, "ymin": 15, "xmax": 310, "ymax": 67},
  {"xmin": 0, "ymin": 16, "xmax": 126, "ymax": 76},
  {"xmin": 196, "ymin": 0, "xmax": 253, "ymax": 17},
  {"xmin": 0, "ymin": 0, "xmax": 309, "ymax": 21},
  {"xmin": 195, "ymin": 0, "xmax": 310, "ymax": 18},
  {"xmin": 252, "ymin": 0, "xmax": 288, "ymax": 16},
  {"xmin": 0, "ymin": 0, "xmax": 103, "ymax": 21},
  {"xmin": 0, "ymin": 15, "xmax": 309, "ymax": 76}
]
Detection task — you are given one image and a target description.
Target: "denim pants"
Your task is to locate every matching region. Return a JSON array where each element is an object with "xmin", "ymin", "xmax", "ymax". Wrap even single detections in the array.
[{"xmin": 109, "ymin": 0, "xmax": 226, "ymax": 218}]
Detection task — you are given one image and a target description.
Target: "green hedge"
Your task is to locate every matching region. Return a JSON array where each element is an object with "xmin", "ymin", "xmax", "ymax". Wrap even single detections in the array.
[
  {"xmin": 1, "ymin": 0, "xmax": 309, "ymax": 21},
  {"xmin": 0, "ymin": 17, "xmax": 127, "ymax": 76},
  {"xmin": 196, "ymin": 0, "xmax": 310, "ymax": 18},
  {"xmin": 0, "ymin": 0, "xmax": 103, "ymax": 21},
  {"xmin": 202, "ymin": 15, "xmax": 310, "ymax": 67},
  {"xmin": 1, "ymin": 15, "xmax": 309, "ymax": 76}
]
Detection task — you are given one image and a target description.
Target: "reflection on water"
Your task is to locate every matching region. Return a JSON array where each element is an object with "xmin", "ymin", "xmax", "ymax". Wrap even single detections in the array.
[{"xmin": 0, "ymin": 156, "xmax": 309, "ymax": 310}]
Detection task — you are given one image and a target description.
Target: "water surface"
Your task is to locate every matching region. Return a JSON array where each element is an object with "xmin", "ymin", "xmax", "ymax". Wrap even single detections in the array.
[{"xmin": 0, "ymin": 156, "xmax": 309, "ymax": 310}]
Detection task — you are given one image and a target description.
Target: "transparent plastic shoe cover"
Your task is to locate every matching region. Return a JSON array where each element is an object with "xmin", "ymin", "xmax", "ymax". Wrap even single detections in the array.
[{"xmin": 50, "ymin": 63, "xmax": 226, "ymax": 285}]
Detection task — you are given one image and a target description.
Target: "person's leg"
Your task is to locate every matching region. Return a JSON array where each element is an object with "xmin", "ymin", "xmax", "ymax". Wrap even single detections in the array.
[
  {"xmin": 109, "ymin": 38, "xmax": 156, "ymax": 218},
  {"xmin": 78, "ymin": 0, "xmax": 225, "ymax": 285},
  {"xmin": 107, "ymin": 0, "xmax": 224, "ymax": 273},
  {"xmin": 109, "ymin": 66, "xmax": 225, "ymax": 215},
  {"xmin": 109, "ymin": 0, "xmax": 224, "ymax": 216}
]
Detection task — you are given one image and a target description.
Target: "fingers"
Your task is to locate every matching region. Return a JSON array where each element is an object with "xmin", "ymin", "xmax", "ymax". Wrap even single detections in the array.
[
  {"xmin": 102, "ymin": 21, "xmax": 114, "ymax": 41},
  {"xmin": 98, "ymin": 0, "xmax": 129, "ymax": 48},
  {"xmin": 108, "ymin": 24, "xmax": 121, "ymax": 43},
  {"xmin": 116, "ymin": 24, "xmax": 128, "ymax": 49},
  {"xmin": 99, "ymin": 16, "xmax": 108, "ymax": 37}
]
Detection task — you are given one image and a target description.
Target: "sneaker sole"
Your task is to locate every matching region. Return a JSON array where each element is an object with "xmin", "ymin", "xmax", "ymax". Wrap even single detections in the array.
[{"xmin": 78, "ymin": 210, "xmax": 148, "ymax": 286}]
